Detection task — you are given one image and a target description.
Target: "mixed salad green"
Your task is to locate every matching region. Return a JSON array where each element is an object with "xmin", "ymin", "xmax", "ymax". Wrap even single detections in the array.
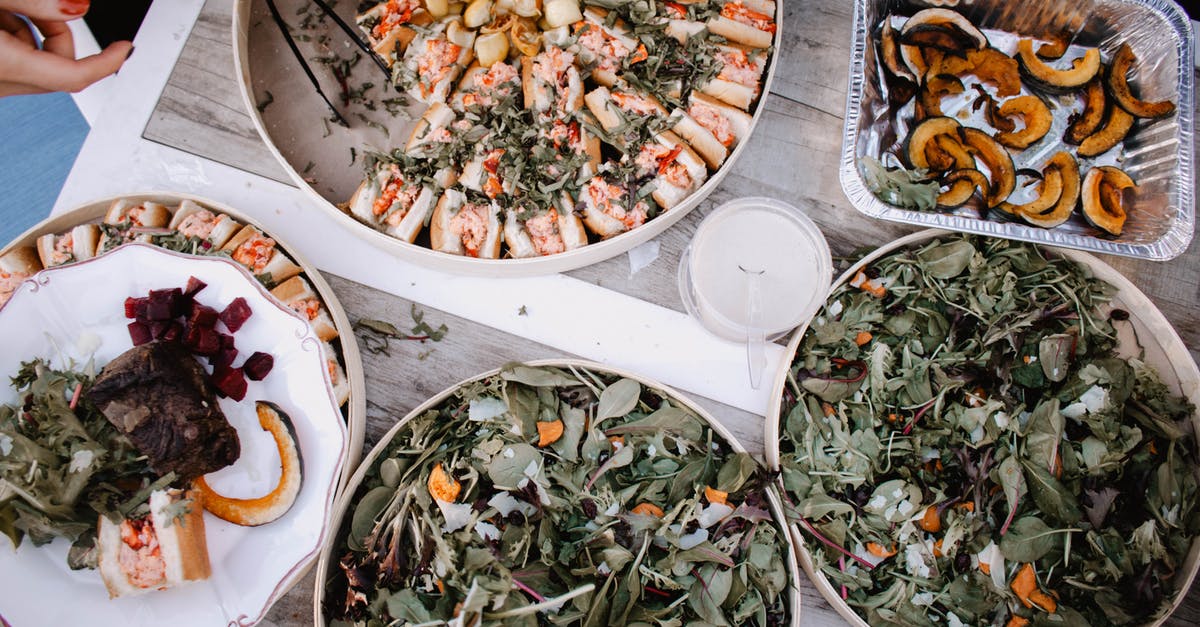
[
  {"xmin": 777, "ymin": 235, "xmax": 1198, "ymax": 626},
  {"xmin": 328, "ymin": 363, "xmax": 793, "ymax": 626},
  {"xmin": 0, "ymin": 360, "xmax": 168, "ymax": 570}
]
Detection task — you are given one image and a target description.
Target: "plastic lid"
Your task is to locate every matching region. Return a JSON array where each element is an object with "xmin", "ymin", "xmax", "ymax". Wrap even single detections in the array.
[{"xmin": 678, "ymin": 197, "xmax": 832, "ymax": 342}]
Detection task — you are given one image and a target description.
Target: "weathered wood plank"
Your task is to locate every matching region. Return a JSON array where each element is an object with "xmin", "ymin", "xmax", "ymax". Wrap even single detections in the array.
[
  {"xmin": 143, "ymin": 0, "xmax": 291, "ymax": 182},
  {"xmin": 772, "ymin": 0, "xmax": 854, "ymax": 117}
]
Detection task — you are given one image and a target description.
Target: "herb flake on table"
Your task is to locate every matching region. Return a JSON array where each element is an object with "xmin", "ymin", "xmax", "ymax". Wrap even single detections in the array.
[{"xmin": 354, "ymin": 304, "xmax": 447, "ymax": 356}]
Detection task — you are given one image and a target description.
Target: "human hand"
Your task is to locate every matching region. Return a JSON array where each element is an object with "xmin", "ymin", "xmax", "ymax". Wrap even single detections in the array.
[{"xmin": 0, "ymin": 0, "xmax": 133, "ymax": 97}]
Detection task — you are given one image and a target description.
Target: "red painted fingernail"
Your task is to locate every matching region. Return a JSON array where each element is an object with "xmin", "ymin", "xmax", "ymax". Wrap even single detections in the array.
[{"xmin": 60, "ymin": 0, "xmax": 90, "ymax": 17}]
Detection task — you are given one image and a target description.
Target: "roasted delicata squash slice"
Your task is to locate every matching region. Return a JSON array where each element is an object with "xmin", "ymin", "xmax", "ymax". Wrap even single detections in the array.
[
  {"xmin": 1022, "ymin": 151, "xmax": 1080, "ymax": 229},
  {"xmin": 195, "ymin": 402, "xmax": 303, "ymax": 527},
  {"xmin": 899, "ymin": 8, "xmax": 987, "ymax": 53},
  {"xmin": 992, "ymin": 95, "xmax": 1052, "ymax": 149},
  {"xmin": 1065, "ymin": 78, "xmax": 1107, "ymax": 145},
  {"xmin": 1105, "ymin": 42, "xmax": 1176, "ymax": 119},
  {"xmin": 905, "ymin": 116, "xmax": 961, "ymax": 172},
  {"xmin": 1035, "ymin": 31, "xmax": 1070, "ymax": 60},
  {"xmin": 959, "ymin": 127, "xmax": 1015, "ymax": 207},
  {"xmin": 1016, "ymin": 39, "xmax": 1100, "ymax": 90},
  {"xmin": 1077, "ymin": 102, "xmax": 1134, "ymax": 158},
  {"xmin": 979, "ymin": 90, "xmax": 1015, "ymax": 133},
  {"xmin": 1082, "ymin": 166, "xmax": 1137, "ymax": 235},
  {"xmin": 917, "ymin": 74, "xmax": 964, "ymax": 119},
  {"xmin": 932, "ymin": 48, "xmax": 1021, "ymax": 98},
  {"xmin": 995, "ymin": 167, "xmax": 1062, "ymax": 222},
  {"xmin": 879, "ymin": 19, "xmax": 917, "ymax": 83},
  {"xmin": 925, "ymin": 133, "xmax": 972, "ymax": 172},
  {"xmin": 937, "ymin": 168, "xmax": 990, "ymax": 209}
]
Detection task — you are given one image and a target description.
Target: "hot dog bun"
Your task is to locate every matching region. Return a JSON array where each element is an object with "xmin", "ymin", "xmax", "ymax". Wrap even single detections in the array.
[
  {"xmin": 271, "ymin": 276, "xmax": 339, "ymax": 342},
  {"xmin": 320, "ymin": 342, "xmax": 350, "ymax": 406},
  {"xmin": 97, "ymin": 488, "xmax": 211, "ymax": 598},
  {"xmin": 706, "ymin": 1, "xmax": 775, "ymax": 49},
  {"xmin": 222, "ymin": 225, "xmax": 302, "ymax": 285},
  {"xmin": 35, "ymin": 224, "xmax": 99, "ymax": 268},
  {"xmin": 104, "ymin": 199, "xmax": 171, "ymax": 228},
  {"xmin": 646, "ymin": 131, "xmax": 708, "ymax": 210},
  {"xmin": 169, "ymin": 200, "xmax": 241, "ymax": 249},
  {"xmin": 575, "ymin": 8, "xmax": 639, "ymax": 87},
  {"xmin": 701, "ymin": 44, "xmax": 766, "ymax": 110},
  {"xmin": 502, "ymin": 207, "xmax": 587, "ymax": 258},
  {"xmin": 670, "ymin": 94, "xmax": 753, "ymax": 168},
  {"xmin": 402, "ymin": 18, "xmax": 475, "ymax": 104},
  {"xmin": 405, "ymin": 102, "xmax": 458, "ymax": 156},
  {"xmin": 577, "ymin": 176, "xmax": 650, "ymax": 239},
  {"xmin": 670, "ymin": 111, "xmax": 729, "ymax": 169},
  {"xmin": 430, "ymin": 189, "xmax": 502, "ymax": 259},
  {"xmin": 523, "ymin": 47, "xmax": 583, "ymax": 115}
]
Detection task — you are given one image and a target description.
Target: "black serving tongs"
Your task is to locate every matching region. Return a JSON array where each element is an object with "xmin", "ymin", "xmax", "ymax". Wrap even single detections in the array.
[{"xmin": 263, "ymin": 0, "xmax": 394, "ymax": 125}]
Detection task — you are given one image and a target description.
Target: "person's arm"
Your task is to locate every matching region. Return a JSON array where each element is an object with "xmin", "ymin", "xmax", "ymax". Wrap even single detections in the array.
[{"xmin": 0, "ymin": 0, "xmax": 132, "ymax": 97}]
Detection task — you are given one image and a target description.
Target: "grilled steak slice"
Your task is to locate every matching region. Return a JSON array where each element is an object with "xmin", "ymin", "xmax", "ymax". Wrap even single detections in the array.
[{"xmin": 86, "ymin": 341, "xmax": 240, "ymax": 481}]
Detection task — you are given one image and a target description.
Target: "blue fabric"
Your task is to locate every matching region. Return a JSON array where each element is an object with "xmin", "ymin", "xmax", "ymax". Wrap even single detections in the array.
[{"xmin": 0, "ymin": 93, "xmax": 88, "ymax": 246}]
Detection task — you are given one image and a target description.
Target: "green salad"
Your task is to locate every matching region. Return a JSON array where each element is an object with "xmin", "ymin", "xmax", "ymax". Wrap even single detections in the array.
[
  {"xmin": 0, "ymin": 360, "xmax": 167, "ymax": 569},
  {"xmin": 777, "ymin": 236, "xmax": 1198, "ymax": 626},
  {"xmin": 327, "ymin": 363, "xmax": 793, "ymax": 626}
]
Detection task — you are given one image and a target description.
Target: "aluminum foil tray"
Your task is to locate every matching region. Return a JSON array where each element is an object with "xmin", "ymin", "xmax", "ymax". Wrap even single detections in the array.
[{"xmin": 839, "ymin": 0, "xmax": 1195, "ymax": 260}]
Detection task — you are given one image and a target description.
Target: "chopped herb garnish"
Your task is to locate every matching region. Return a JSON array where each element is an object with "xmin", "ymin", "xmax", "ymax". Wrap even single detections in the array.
[{"xmin": 256, "ymin": 90, "xmax": 275, "ymax": 113}]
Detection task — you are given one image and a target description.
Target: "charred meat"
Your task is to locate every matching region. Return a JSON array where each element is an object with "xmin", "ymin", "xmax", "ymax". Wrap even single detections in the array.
[{"xmin": 86, "ymin": 341, "xmax": 240, "ymax": 481}]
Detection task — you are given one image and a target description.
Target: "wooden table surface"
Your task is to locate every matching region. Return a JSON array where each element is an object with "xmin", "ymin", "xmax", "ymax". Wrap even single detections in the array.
[{"xmin": 140, "ymin": 0, "xmax": 1200, "ymax": 624}]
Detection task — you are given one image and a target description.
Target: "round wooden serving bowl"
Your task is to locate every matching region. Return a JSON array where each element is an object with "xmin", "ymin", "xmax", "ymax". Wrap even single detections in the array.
[
  {"xmin": 232, "ymin": 0, "xmax": 783, "ymax": 276},
  {"xmin": 313, "ymin": 358, "xmax": 804, "ymax": 626},
  {"xmin": 763, "ymin": 229, "xmax": 1200, "ymax": 626}
]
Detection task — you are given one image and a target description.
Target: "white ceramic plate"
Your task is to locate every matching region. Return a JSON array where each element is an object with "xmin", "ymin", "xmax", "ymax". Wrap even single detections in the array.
[
  {"xmin": 0, "ymin": 191, "xmax": 367, "ymax": 487},
  {"xmin": 0, "ymin": 244, "xmax": 347, "ymax": 626}
]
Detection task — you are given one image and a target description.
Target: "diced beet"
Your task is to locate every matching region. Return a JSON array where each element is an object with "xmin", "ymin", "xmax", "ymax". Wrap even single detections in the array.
[
  {"xmin": 160, "ymin": 321, "xmax": 183, "ymax": 342},
  {"xmin": 194, "ymin": 328, "xmax": 221, "ymax": 356},
  {"xmin": 145, "ymin": 299, "xmax": 173, "ymax": 322},
  {"xmin": 218, "ymin": 332, "xmax": 236, "ymax": 351},
  {"xmin": 149, "ymin": 288, "xmax": 183, "ymax": 317},
  {"xmin": 124, "ymin": 296, "xmax": 146, "ymax": 319},
  {"xmin": 190, "ymin": 303, "xmax": 219, "ymax": 329},
  {"xmin": 211, "ymin": 366, "xmax": 247, "ymax": 401},
  {"xmin": 148, "ymin": 287, "xmax": 176, "ymax": 303},
  {"xmin": 134, "ymin": 298, "xmax": 150, "ymax": 320},
  {"xmin": 127, "ymin": 321, "xmax": 152, "ymax": 346},
  {"xmin": 220, "ymin": 297, "xmax": 253, "ymax": 333},
  {"xmin": 243, "ymin": 352, "xmax": 274, "ymax": 381},
  {"xmin": 184, "ymin": 321, "xmax": 203, "ymax": 347},
  {"xmin": 212, "ymin": 346, "xmax": 239, "ymax": 370},
  {"xmin": 184, "ymin": 276, "xmax": 207, "ymax": 297},
  {"xmin": 148, "ymin": 320, "xmax": 170, "ymax": 340}
]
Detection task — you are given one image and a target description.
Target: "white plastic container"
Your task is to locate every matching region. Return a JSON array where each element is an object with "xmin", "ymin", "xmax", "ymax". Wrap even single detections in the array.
[{"xmin": 679, "ymin": 197, "xmax": 833, "ymax": 342}]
